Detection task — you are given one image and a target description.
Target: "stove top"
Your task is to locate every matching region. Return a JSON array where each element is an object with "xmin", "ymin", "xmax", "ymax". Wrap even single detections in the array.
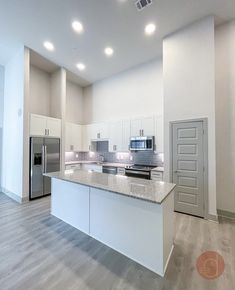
[{"xmin": 126, "ymin": 164, "xmax": 157, "ymax": 172}]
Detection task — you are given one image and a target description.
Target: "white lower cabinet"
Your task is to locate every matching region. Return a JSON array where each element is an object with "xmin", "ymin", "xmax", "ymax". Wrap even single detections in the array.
[
  {"xmin": 65, "ymin": 122, "xmax": 82, "ymax": 152},
  {"xmin": 30, "ymin": 114, "xmax": 61, "ymax": 137},
  {"xmin": 151, "ymin": 171, "xmax": 163, "ymax": 181},
  {"xmin": 117, "ymin": 167, "xmax": 126, "ymax": 175}
]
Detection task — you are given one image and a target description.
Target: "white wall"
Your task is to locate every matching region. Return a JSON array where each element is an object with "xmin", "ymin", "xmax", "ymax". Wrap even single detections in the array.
[
  {"xmin": 0, "ymin": 65, "xmax": 4, "ymax": 190},
  {"xmin": 215, "ymin": 20, "xmax": 235, "ymax": 213},
  {"xmin": 83, "ymin": 59, "xmax": 163, "ymax": 123},
  {"xmin": 29, "ymin": 65, "xmax": 51, "ymax": 116},
  {"xmin": 163, "ymin": 17, "xmax": 217, "ymax": 217},
  {"xmin": 66, "ymin": 80, "xmax": 84, "ymax": 124},
  {"xmin": 1, "ymin": 47, "xmax": 25, "ymax": 200}
]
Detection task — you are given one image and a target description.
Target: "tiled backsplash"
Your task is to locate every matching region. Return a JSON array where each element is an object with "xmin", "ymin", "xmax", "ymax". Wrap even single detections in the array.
[{"xmin": 65, "ymin": 150, "xmax": 164, "ymax": 167}]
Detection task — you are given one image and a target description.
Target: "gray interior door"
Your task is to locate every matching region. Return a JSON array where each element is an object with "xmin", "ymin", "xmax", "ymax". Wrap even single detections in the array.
[
  {"xmin": 172, "ymin": 121, "xmax": 205, "ymax": 217},
  {"xmin": 43, "ymin": 138, "xmax": 60, "ymax": 195}
]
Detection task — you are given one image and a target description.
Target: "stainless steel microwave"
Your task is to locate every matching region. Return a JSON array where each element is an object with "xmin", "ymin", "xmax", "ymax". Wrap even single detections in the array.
[{"xmin": 129, "ymin": 136, "xmax": 155, "ymax": 151}]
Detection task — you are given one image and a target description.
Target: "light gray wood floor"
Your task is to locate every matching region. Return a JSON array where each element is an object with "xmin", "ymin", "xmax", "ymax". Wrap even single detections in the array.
[{"xmin": 0, "ymin": 193, "xmax": 234, "ymax": 290}]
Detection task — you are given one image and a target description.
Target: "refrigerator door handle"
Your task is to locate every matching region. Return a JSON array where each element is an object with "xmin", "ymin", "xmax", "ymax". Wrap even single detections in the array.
[
  {"xmin": 42, "ymin": 145, "xmax": 45, "ymax": 173},
  {"xmin": 44, "ymin": 145, "xmax": 48, "ymax": 173}
]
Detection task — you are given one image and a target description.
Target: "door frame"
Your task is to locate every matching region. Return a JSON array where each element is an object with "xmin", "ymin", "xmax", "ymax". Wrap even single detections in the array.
[{"xmin": 169, "ymin": 118, "xmax": 208, "ymax": 219}]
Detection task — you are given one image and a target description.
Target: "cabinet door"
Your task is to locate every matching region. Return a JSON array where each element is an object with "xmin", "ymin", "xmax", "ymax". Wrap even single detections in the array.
[
  {"xmin": 99, "ymin": 122, "xmax": 109, "ymax": 139},
  {"xmin": 130, "ymin": 119, "xmax": 142, "ymax": 137},
  {"xmin": 30, "ymin": 114, "xmax": 47, "ymax": 136},
  {"xmin": 65, "ymin": 122, "xmax": 73, "ymax": 152},
  {"xmin": 47, "ymin": 118, "xmax": 61, "ymax": 137},
  {"xmin": 122, "ymin": 120, "xmax": 131, "ymax": 152},
  {"xmin": 141, "ymin": 116, "xmax": 155, "ymax": 136},
  {"xmin": 73, "ymin": 124, "xmax": 82, "ymax": 151},
  {"xmin": 151, "ymin": 171, "xmax": 163, "ymax": 181},
  {"xmin": 155, "ymin": 115, "xmax": 164, "ymax": 153},
  {"xmin": 90, "ymin": 123, "xmax": 99, "ymax": 140},
  {"xmin": 82, "ymin": 125, "xmax": 91, "ymax": 151},
  {"xmin": 109, "ymin": 121, "xmax": 123, "ymax": 152}
]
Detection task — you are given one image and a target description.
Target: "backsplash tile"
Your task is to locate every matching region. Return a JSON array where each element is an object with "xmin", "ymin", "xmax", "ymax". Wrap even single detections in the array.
[{"xmin": 65, "ymin": 150, "xmax": 164, "ymax": 167}]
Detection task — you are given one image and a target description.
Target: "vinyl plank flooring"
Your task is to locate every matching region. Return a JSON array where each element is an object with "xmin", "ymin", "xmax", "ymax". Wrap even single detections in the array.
[{"xmin": 0, "ymin": 193, "xmax": 234, "ymax": 290}]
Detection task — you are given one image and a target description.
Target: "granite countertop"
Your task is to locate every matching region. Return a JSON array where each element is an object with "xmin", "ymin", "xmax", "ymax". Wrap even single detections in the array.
[
  {"xmin": 65, "ymin": 161, "xmax": 133, "ymax": 168},
  {"xmin": 45, "ymin": 170, "xmax": 175, "ymax": 204}
]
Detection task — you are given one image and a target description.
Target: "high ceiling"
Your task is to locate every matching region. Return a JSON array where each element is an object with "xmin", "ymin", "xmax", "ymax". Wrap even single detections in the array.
[{"xmin": 0, "ymin": 0, "xmax": 235, "ymax": 86}]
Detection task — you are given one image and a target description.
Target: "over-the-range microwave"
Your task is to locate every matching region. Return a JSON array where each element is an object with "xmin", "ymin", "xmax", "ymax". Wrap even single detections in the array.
[{"xmin": 129, "ymin": 136, "xmax": 155, "ymax": 151}]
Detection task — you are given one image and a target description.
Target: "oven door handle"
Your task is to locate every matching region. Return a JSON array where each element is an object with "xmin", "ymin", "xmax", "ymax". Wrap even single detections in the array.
[{"xmin": 126, "ymin": 170, "xmax": 149, "ymax": 176}]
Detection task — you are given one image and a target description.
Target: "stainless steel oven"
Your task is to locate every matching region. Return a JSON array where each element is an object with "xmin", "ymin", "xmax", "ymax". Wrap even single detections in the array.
[
  {"xmin": 102, "ymin": 166, "xmax": 117, "ymax": 175},
  {"xmin": 125, "ymin": 165, "xmax": 156, "ymax": 180},
  {"xmin": 129, "ymin": 136, "xmax": 154, "ymax": 151}
]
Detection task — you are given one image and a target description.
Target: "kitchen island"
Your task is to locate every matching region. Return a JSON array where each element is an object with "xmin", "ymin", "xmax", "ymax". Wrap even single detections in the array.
[{"xmin": 45, "ymin": 170, "xmax": 176, "ymax": 277}]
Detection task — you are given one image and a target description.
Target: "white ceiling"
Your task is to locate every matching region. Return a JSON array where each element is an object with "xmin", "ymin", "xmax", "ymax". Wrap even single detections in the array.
[{"xmin": 0, "ymin": 0, "xmax": 235, "ymax": 86}]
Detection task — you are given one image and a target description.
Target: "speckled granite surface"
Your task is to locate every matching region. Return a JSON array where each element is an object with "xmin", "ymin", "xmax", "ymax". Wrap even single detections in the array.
[{"xmin": 45, "ymin": 170, "xmax": 175, "ymax": 204}]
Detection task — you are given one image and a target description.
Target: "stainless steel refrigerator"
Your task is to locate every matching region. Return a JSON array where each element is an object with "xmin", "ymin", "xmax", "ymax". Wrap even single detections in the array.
[{"xmin": 30, "ymin": 137, "xmax": 60, "ymax": 200}]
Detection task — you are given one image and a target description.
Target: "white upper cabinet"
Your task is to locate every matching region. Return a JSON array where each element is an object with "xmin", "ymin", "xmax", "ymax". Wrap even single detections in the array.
[
  {"xmin": 30, "ymin": 114, "xmax": 47, "ymax": 136},
  {"xmin": 141, "ymin": 116, "xmax": 155, "ymax": 136},
  {"xmin": 122, "ymin": 120, "xmax": 131, "ymax": 151},
  {"xmin": 30, "ymin": 114, "xmax": 61, "ymax": 137},
  {"xmin": 155, "ymin": 115, "xmax": 164, "ymax": 153},
  {"xmin": 130, "ymin": 119, "xmax": 142, "ymax": 137},
  {"xmin": 109, "ymin": 121, "xmax": 123, "ymax": 152},
  {"xmin": 81, "ymin": 124, "xmax": 95, "ymax": 152},
  {"xmin": 47, "ymin": 117, "xmax": 62, "ymax": 137},
  {"xmin": 65, "ymin": 122, "xmax": 82, "ymax": 152},
  {"xmin": 130, "ymin": 116, "xmax": 155, "ymax": 137},
  {"xmin": 90, "ymin": 122, "xmax": 109, "ymax": 140}
]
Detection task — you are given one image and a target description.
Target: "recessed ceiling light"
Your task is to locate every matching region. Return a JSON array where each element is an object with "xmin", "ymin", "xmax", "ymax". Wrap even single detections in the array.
[
  {"xmin": 145, "ymin": 23, "xmax": 156, "ymax": 35},
  {"xmin": 76, "ymin": 63, "xmax": 86, "ymax": 71},
  {"xmin": 104, "ymin": 47, "xmax": 114, "ymax": 57},
  {"xmin": 43, "ymin": 41, "xmax": 54, "ymax": 51},
  {"xmin": 72, "ymin": 21, "xmax": 84, "ymax": 33}
]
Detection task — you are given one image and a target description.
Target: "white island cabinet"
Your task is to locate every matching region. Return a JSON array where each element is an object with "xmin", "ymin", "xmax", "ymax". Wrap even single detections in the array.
[{"xmin": 47, "ymin": 170, "xmax": 175, "ymax": 277}]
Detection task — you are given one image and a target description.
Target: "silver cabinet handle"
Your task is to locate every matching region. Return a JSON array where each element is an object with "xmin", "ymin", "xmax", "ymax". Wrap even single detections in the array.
[
  {"xmin": 142, "ymin": 129, "xmax": 144, "ymax": 136},
  {"xmin": 139, "ymin": 130, "xmax": 141, "ymax": 136}
]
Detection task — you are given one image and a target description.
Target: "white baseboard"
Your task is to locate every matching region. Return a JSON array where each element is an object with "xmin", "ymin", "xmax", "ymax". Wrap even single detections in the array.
[
  {"xmin": 164, "ymin": 244, "xmax": 174, "ymax": 275},
  {"xmin": 1, "ymin": 187, "xmax": 28, "ymax": 203}
]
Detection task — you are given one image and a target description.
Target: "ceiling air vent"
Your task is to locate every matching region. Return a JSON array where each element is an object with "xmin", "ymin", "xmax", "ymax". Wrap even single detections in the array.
[{"xmin": 135, "ymin": 0, "xmax": 153, "ymax": 11}]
